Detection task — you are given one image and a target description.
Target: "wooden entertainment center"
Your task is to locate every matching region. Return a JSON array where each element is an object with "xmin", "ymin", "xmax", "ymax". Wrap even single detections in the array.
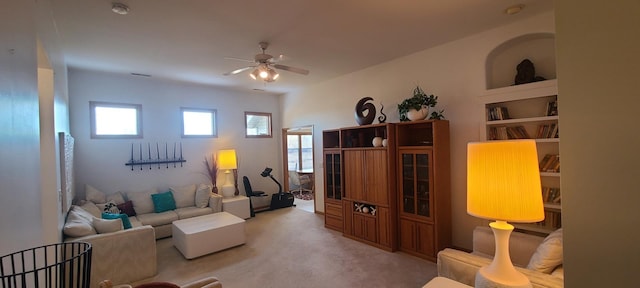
[{"xmin": 323, "ymin": 120, "xmax": 451, "ymax": 261}]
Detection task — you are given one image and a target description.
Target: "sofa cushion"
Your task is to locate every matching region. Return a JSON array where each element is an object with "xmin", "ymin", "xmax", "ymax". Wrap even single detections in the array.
[
  {"xmin": 195, "ymin": 184, "xmax": 212, "ymax": 208},
  {"xmin": 136, "ymin": 211, "xmax": 179, "ymax": 227},
  {"xmin": 170, "ymin": 184, "xmax": 197, "ymax": 208},
  {"xmin": 93, "ymin": 217, "xmax": 123, "ymax": 233},
  {"xmin": 527, "ymin": 228, "xmax": 563, "ymax": 273},
  {"xmin": 175, "ymin": 206, "xmax": 214, "ymax": 219},
  {"xmin": 117, "ymin": 200, "xmax": 137, "ymax": 217},
  {"xmin": 63, "ymin": 206, "xmax": 97, "ymax": 237},
  {"xmin": 152, "ymin": 191, "xmax": 177, "ymax": 213},
  {"xmin": 106, "ymin": 191, "xmax": 126, "ymax": 205},
  {"xmin": 86, "ymin": 184, "xmax": 106, "ymax": 203},
  {"xmin": 102, "ymin": 212, "xmax": 133, "ymax": 229},
  {"xmin": 79, "ymin": 201, "xmax": 102, "ymax": 218},
  {"xmin": 128, "ymin": 216, "xmax": 143, "ymax": 228},
  {"xmin": 126, "ymin": 188, "xmax": 156, "ymax": 214}
]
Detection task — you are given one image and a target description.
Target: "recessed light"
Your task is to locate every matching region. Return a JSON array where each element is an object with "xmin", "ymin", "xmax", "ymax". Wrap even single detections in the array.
[
  {"xmin": 112, "ymin": 3, "xmax": 130, "ymax": 15},
  {"xmin": 505, "ymin": 4, "xmax": 525, "ymax": 15}
]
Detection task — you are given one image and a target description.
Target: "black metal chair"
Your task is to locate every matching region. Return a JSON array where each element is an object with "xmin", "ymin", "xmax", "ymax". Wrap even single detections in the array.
[{"xmin": 243, "ymin": 176, "xmax": 268, "ymax": 217}]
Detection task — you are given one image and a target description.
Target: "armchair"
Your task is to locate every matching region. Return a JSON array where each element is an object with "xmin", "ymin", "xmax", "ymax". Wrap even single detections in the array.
[{"xmin": 288, "ymin": 170, "xmax": 312, "ymax": 196}]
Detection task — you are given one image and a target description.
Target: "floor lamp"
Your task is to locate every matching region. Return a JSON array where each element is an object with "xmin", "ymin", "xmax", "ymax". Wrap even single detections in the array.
[
  {"xmin": 467, "ymin": 140, "xmax": 544, "ymax": 288},
  {"xmin": 217, "ymin": 149, "xmax": 237, "ymax": 198}
]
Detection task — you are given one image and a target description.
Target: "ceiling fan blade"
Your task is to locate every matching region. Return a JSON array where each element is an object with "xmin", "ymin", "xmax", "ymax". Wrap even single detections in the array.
[
  {"xmin": 223, "ymin": 66, "xmax": 254, "ymax": 76},
  {"xmin": 224, "ymin": 56, "xmax": 256, "ymax": 63},
  {"xmin": 273, "ymin": 64, "xmax": 310, "ymax": 75},
  {"xmin": 269, "ymin": 54, "xmax": 289, "ymax": 63}
]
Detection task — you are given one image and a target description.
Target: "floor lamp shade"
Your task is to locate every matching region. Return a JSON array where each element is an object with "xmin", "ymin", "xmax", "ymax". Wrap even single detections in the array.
[
  {"xmin": 466, "ymin": 140, "xmax": 544, "ymax": 288},
  {"xmin": 217, "ymin": 149, "xmax": 237, "ymax": 198}
]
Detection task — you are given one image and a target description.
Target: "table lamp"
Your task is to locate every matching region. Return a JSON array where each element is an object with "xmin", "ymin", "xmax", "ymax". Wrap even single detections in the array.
[
  {"xmin": 467, "ymin": 140, "xmax": 544, "ymax": 288},
  {"xmin": 217, "ymin": 149, "xmax": 237, "ymax": 198}
]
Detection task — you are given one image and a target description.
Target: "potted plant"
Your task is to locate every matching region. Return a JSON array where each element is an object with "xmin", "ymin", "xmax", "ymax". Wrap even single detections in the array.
[{"xmin": 398, "ymin": 86, "xmax": 439, "ymax": 121}]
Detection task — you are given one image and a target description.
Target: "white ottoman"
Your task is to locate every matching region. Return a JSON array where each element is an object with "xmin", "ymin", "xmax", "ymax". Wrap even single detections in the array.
[{"xmin": 172, "ymin": 212, "xmax": 246, "ymax": 259}]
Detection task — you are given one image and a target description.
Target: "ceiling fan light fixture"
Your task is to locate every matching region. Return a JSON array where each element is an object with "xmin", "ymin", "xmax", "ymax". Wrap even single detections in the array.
[
  {"xmin": 259, "ymin": 69, "xmax": 269, "ymax": 79},
  {"xmin": 249, "ymin": 69, "xmax": 259, "ymax": 80},
  {"xmin": 269, "ymin": 68, "xmax": 279, "ymax": 80}
]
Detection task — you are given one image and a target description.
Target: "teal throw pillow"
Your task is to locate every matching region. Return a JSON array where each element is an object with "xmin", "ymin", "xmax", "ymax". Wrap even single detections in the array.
[
  {"xmin": 102, "ymin": 212, "xmax": 132, "ymax": 229},
  {"xmin": 151, "ymin": 191, "xmax": 177, "ymax": 213}
]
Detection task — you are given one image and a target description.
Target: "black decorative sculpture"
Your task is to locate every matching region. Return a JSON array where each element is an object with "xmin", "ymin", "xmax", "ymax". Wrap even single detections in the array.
[
  {"xmin": 514, "ymin": 59, "xmax": 546, "ymax": 85},
  {"xmin": 355, "ymin": 97, "xmax": 376, "ymax": 126},
  {"xmin": 378, "ymin": 102, "xmax": 387, "ymax": 123}
]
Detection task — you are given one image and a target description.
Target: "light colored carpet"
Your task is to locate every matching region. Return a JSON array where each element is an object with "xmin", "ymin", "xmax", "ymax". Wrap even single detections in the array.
[{"xmin": 132, "ymin": 207, "xmax": 437, "ymax": 288}]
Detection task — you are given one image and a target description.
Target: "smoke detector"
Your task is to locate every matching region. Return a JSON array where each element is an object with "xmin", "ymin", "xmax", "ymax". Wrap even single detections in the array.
[{"xmin": 111, "ymin": 3, "xmax": 130, "ymax": 15}]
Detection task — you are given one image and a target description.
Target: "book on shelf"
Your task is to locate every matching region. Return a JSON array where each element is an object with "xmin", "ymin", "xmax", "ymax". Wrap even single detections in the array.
[
  {"xmin": 487, "ymin": 106, "xmax": 510, "ymax": 121},
  {"xmin": 539, "ymin": 154, "xmax": 560, "ymax": 173},
  {"xmin": 489, "ymin": 125, "xmax": 530, "ymax": 140},
  {"xmin": 536, "ymin": 123, "xmax": 559, "ymax": 139},
  {"xmin": 542, "ymin": 187, "xmax": 561, "ymax": 204},
  {"xmin": 546, "ymin": 100, "xmax": 558, "ymax": 116},
  {"xmin": 534, "ymin": 210, "xmax": 562, "ymax": 229}
]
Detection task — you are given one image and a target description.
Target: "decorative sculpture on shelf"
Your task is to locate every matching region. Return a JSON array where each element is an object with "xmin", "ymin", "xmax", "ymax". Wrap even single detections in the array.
[
  {"xmin": 354, "ymin": 97, "xmax": 376, "ymax": 125},
  {"xmin": 514, "ymin": 59, "xmax": 546, "ymax": 85},
  {"xmin": 355, "ymin": 203, "xmax": 364, "ymax": 213},
  {"xmin": 378, "ymin": 102, "xmax": 387, "ymax": 123}
]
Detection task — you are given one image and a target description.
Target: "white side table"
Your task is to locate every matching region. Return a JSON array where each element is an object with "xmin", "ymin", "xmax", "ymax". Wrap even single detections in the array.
[
  {"xmin": 222, "ymin": 195, "xmax": 250, "ymax": 219},
  {"xmin": 422, "ymin": 277, "xmax": 472, "ymax": 288}
]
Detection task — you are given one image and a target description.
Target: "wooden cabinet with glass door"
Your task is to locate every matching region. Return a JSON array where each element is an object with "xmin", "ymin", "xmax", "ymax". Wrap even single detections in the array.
[
  {"xmin": 396, "ymin": 120, "xmax": 451, "ymax": 261},
  {"xmin": 322, "ymin": 129, "xmax": 343, "ymax": 232}
]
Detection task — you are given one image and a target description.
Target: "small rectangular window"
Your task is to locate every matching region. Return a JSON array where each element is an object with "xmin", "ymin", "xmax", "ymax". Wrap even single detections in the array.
[
  {"xmin": 245, "ymin": 112, "xmax": 272, "ymax": 138},
  {"xmin": 181, "ymin": 107, "xmax": 217, "ymax": 138},
  {"xmin": 90, "ymin": 101, "xmax": 142, "ymax": 139}
]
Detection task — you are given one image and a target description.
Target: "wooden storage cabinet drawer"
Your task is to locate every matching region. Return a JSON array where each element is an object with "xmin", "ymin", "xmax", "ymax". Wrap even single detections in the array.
[
  {"xmin": 324, "ymin": 202, "xmax": 344, "ymax": 231},
  {"xmin": 325, "ymin": 215, "xmax": 343, "ymax": 231},
  {"xmin": 325, "ymin": 202, "xmax": 343, "ymax": 217}
]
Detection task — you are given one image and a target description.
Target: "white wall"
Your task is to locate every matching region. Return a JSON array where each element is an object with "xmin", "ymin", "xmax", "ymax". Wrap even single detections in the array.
[
  {"xmin": 0, "ymin": 0, "xmax": 69, "ymax": 254},
  {"xmin": 68, "ymin": 69, "xmax": 283, "ymax": 205},
  {"xmin": 555, "ymin": 1, "xmax": 640, "ymax": 287},
  {"xmin": 282, "ymin": 11, "xmax": 555, "ymax": 250},
  {"xmin": 0, "ymin": 1, "xmax": 43, "ymax": 256}
]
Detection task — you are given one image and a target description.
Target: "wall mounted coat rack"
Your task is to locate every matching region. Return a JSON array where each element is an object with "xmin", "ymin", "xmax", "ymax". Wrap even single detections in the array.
[{"xmin": 125, "ymin": 142, "xmax": 186, "ymax": 170}]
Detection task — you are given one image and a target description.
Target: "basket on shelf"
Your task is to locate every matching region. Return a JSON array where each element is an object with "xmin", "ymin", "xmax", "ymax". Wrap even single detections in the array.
[{"xmin": 0, "ymin": 242, "xmax": 92, "ymax": 288}]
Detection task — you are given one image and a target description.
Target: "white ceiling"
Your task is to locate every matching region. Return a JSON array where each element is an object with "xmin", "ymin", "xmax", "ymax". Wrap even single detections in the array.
[{"xmin": 50, "ymin": 0, "xmax": 553, "ymax": 95}]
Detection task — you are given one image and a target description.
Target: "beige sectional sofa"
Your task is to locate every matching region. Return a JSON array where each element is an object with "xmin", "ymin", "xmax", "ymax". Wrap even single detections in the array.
[
  {"xmin": 62, "ymin": 183, "xmax": 223, "ymax": 287},
  {"xmin": 437, "ymin": 226, "xmax": 563, "ymax": 288}
]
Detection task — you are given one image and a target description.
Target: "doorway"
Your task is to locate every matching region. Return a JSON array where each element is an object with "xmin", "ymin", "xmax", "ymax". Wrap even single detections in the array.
[{"xmin": 282, "ymin": 126, "xmax": 315, "ymax": 213}]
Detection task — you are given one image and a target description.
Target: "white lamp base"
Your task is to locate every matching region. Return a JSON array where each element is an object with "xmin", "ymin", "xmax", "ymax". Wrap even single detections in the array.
[
  {"xmin": 475, "ymin": 221, "xmax": 532, "ymax": 288},
  {"xmin": 221, "ymin": 170, "xmax": 235, "ymax": 198}
]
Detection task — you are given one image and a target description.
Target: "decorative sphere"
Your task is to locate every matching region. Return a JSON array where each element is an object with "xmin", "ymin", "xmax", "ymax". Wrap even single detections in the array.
[
  {"xmin": 372, "ymin": 137, "xmax": 383, "ymax": 147},
  {"xmin": 362, "ymin": 207, "xmax": 370, "ymax": 213}
]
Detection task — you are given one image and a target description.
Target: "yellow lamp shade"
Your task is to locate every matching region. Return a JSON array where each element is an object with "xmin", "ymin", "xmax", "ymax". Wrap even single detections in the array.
[
  {"xmin": 467, "ymin": 140, "xmax": 544, "ymax": 223},
  {"xmin": 217, "ymin": 149, "xmax": 237, "ymax": 170}
]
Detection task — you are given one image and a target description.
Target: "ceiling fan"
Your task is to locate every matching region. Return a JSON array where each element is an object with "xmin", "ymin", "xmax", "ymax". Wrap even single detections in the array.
[{"xmin": 223, "ymin": 42, "xmax": 310, "ymax": 82}]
